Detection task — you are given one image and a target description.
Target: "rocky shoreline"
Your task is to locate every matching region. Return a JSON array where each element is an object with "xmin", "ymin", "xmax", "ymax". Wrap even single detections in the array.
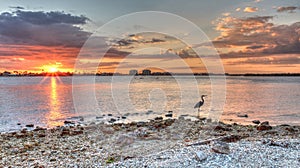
[{"xmin": 0, "ymin": 117, "xmax": 299, "ymax": 167}]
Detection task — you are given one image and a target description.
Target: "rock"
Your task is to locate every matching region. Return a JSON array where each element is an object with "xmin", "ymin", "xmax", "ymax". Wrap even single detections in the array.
[
  {"xmin": 38, "ymin": 133, "xmax": 46, "ymax": 137},
  {"xmin": 108, "ymin": 114, "xmax": 113, "ymax": 116},
  {"xmin": 198, "ymin": 117, "xmax": 206, "ymax": 121},
  {"xmin": 102, "ymin": 127, "xmax": 115, "ymax": 134},
  {"xmin": 178, "ymin": 116, "xmax": 185, "ymax": 120},
  {"xmin": 50, "ymin": 158, "xmax": 56, "ymax": 162},
  {"xmin": 262, "ymin": 139, "xmax": 289, "ymax": 148},
  {"xmin": 16, "ymin": 133, "xmax": 27, "ymax": 138},
  {"xmin": 211, "ymin": 141, "xmax": 230, "ymax": 154},
  {"xmin": 165, "ymin": 113, "xmax": 173, "ymax": 117},
  {"xmin": 96, "ymin": 116, "xmax": 103, "ymax": 119},
  {"xmin": 26, "ymin": 124, "xmax": 34, "ymax": 127},
  {"xmin": 237, "ymin": 114, "xmax": 248, "ymax": 118},
  {"xmin": 252, "ymin": 120, "xmax": 260, "ymax": 124},
  {"xmin": 72, "ymin": 130, "xmax": 83, "ymax": 135},
  {"xmin": 285, "ymin": 127, "xmax": 295, "ymax": 132},
  {"xmin": 260, "ymin": 121, "xmax": 269, "ymax": 126},
  {"xmin": 146, "ymin": 110, "xmax": 153, "ymax": 115},
  {"xmin": 121, "ymin": 116, "xmax": 127, "ymax": 119},
  {"xmin": 257, "ymin": 121, "xmax": 272, "ymax": 131},
  {"xmin": 214, "ymin": 125, "xmax": 231, "ymax": 131},
  {"xmin": 11, "ymin": 148, "xmax": 19, "ymax": 154},
  {"xmin": 60, "ymin": 128, "xmax": 70, "ymax": 136},
  {"xmin": 221, "ymin": 135, "xmax": 242, "ymax": 143},
  {"xmin": 195, "ymin": 151, "xmax": 207, "ymax": 161},
  {"xmin": 64, "ymin": 120, "xmax": 75, "ymax": 125},
  {"xmin": 33, "ymin": 126, "xmax": 46, "ymax": 131},
  {"xmin": 279, "ymin": 124, "xmax": 290, "ymax": 127},
  {"xmin": 164, "ymin": 119, "xmax": 174, "ymax": 126},
  {"xmin": 17, "ymin": 123, "xmax": 21, "ymax": 125},
  {"xmin": 109, "ymin": 118, "xmax": 116, "ymax": 123},
  {"xmin": 116, "ymin": 135, "xmax": 134, "ymax": 146},
  {"xmin": 154, "ymin": 116, "xmax": 163, "ymax": 121},
  {"xmin": 137, "ymin": 121, "xmax": 146, "ymax": 127},
  {"xmin": 21, "ymin": 128, "xmax": 27, "ymax": 133}
]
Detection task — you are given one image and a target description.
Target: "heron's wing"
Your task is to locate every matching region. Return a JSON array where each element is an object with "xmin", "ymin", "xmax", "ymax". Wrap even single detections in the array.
[{"xmin": 194, "ymin": 102, "xmax": 200, "ymax": 108}]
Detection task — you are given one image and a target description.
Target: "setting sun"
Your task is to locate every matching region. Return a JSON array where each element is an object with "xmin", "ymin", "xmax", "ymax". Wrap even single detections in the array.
[{"xmin": 49, "ymin": 67, "xmax": 58, "ymax": 73}]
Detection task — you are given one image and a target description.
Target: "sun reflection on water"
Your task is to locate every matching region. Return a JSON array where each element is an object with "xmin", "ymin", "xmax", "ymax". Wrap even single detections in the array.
[{"xmin": 45, "ymin": 77, "xmax": 64, "ymax": 127}]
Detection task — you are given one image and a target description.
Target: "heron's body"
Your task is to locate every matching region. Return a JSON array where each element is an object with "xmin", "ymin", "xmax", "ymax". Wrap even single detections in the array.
[{"xmin": 194, "ymin": 95, "xmax": 206, "ymax": 117}]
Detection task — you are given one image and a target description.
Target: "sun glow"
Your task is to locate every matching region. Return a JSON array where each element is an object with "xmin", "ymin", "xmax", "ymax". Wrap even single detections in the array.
[
  {"xmin": 43, "ymin": 64, "xmax": 60, "ymax": 73},
  {"xmin": 49, "ymin": 67, "xmax": 58, "ymax": 73}
]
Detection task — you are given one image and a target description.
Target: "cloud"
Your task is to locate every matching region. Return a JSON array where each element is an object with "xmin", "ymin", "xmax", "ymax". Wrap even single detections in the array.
[
  {"xmin": 236, "ymin": 8, "xmax": 241, "ymax": 12},
  {"xmin": 227, "ymin": 55, "xmax": 300, "ymax": 65},
  {"xmin": 222, "ymin": 13, "xmax": 230, "ymax": 16},
  {"xmin": 277, "ymin": 6, "xmax": 298, "ymax": 13},
  {"xmin": 243, "ymin": 7, "xmax": 258, "ymax": 13},
  {"xmin": 111, "ymin": 33, "xmax": 166, "ymax": 47},
  {"xmin": 9, "ymin": 6, "xmax": 25, "ymax": 10},
  {"xmin": 213, "ymin": 15, "xmax": 300, "ymax": 59},
  {"xmin": 0, "ymin": 10, "xmax": 91, "ymax": 47}
]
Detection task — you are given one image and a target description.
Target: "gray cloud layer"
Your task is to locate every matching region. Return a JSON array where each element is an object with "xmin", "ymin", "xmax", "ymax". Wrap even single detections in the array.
[
  {"xmin": 277, "ymin": 6, "xmax": 299, "ymax": 13},
  {"xmin": 0, "ymin": 10, "xmax": 91, "ymax": 47}
]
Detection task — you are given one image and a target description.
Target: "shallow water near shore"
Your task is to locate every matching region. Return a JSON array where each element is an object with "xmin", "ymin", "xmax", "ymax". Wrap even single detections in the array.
[{"xmin": 0, "ymin": 76, "xmax": 299, "ymax": 132}]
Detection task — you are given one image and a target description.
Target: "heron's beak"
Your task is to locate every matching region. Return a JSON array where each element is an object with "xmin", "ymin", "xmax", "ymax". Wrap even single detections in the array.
[{"xmin": 204, "ymin": 95, "xmax": 207, "ymax": 97}]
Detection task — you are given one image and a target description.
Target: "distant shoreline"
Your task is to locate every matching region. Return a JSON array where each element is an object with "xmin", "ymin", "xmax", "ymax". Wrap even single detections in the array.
[{"xmin": 0, "ymin": 73, "xmax": 300, "ymax": 77}]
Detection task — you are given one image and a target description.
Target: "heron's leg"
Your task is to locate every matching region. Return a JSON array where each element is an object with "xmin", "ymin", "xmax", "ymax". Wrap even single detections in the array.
[{"xmin": 198, "ymin": 108, "xmax": 200, "ymax": 118}]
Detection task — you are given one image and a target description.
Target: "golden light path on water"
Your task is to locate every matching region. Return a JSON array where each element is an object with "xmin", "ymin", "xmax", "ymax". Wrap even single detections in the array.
[{"xmin": 45, "ymin": 76, "xmax": 65, "ymax": 127}]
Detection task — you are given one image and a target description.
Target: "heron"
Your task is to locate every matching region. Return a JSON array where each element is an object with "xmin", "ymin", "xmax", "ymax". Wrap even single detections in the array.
[{"xmin": 194, "ymin": 95, "xmax": 207, "ymax": 118}]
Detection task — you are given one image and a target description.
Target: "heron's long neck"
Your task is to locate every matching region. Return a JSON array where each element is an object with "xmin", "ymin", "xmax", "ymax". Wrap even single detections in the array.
[{"xmin": 201, "ymin": 96, "xmax": 205, "ymax": 102}]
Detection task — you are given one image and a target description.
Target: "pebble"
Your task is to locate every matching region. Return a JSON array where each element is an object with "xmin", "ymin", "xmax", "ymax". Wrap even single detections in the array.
[
  {"xmin": 50, "ymin": 158, "xmax": 57, "ymax": 162},
  {"xmin": 165, "ymin": 113, "xmax": 173, "ymax": 117},
  {"xmin": 109, "ymin": 118, "xmax": 116, "ymax": 123},
  {"xmin": 195, "ymin": 151, "xmax": 207, "ymax": 161},
  {"xmin": 64, "ymin": 120, "xmax": 75, "ymax": 124},
  {"xmin": 252, "ymin": 120, "xmax": 260, "ymax": 124},
  {"xmin": 25, "ymin": 124, "xmax": 34, "ymax": 127},
  {"xmin": 137, "ymin": 121, "xmax": 146, "ymax": 127},
  {"xmin": 211, "ymin": 141, "xmax": 230, "ymax": 154},
  {"xmin": 257, "ymin": 121, "xmax": 272, "ymax": 131},
  {"xmin": 237, "ymin": 114, "xmax": 248, "ymax": 118},
  {"xmin": 154, "ymin": 117, "xmax": 163, "ymax": 121}
]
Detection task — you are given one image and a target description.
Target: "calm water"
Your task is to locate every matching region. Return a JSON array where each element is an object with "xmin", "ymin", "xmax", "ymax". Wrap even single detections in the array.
[{"xmin": 0, "ymin": 76, "xmax": 299, "ymax": 132}]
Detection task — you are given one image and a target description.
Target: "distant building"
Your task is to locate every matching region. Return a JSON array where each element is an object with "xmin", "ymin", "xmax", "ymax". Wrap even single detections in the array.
[
  {"xmin": 142, "ymin": 69, "xmax": 151, "ymax": 75},
  {"xmin": 129, "ymin": 69, "xmax": 138, "ymax": 75}
]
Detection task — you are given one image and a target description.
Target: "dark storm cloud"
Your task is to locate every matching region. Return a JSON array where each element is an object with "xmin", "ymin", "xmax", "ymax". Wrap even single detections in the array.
[
  {"xmin": 277, "ymin": 6, "xmax": 298, "ymax": 13},
  {"xmin": 0, "ymin": 10, "xmax": 91, "ymax": 47}
]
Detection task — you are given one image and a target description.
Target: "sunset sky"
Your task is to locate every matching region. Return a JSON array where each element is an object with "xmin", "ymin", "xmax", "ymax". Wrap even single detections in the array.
[{"xmin": 0, "ymin": 0, "xmax": 299, "ymax": 74}]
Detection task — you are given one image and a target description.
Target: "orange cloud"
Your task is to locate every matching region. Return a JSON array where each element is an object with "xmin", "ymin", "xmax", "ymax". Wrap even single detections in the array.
[{"xmin": 244, "ymin": 7, "xmax": 258, "ymax": 13}]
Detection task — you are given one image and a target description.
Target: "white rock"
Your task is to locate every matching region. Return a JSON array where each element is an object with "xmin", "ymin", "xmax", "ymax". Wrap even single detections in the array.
[{"xmin": 195, "ymin": 151, "xmax": 207, "ymax": 161}]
